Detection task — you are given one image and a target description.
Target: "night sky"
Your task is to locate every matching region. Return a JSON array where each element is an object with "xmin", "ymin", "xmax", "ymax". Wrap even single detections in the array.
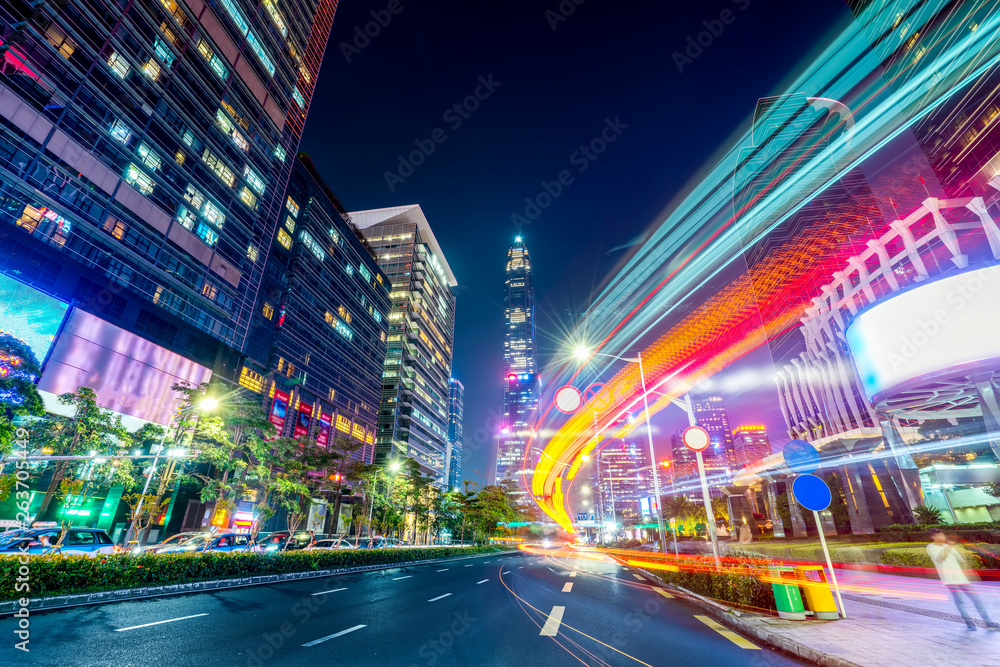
[{"xmin": 300, "ymin": 0, "xmax": 854, "ymax": 485}]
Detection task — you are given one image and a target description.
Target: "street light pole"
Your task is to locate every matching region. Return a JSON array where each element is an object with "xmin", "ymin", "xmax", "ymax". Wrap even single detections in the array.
[
  {"xmin": 683, "ymin": 395, "xmax": 721, "ymax": 569},
  {"xmin": 124, "ymin": 404, "xmax": 183, "ymax": 547},
  {"xmin": 636, "ymin": 352, "xmax": 669, "ymax": 556}
]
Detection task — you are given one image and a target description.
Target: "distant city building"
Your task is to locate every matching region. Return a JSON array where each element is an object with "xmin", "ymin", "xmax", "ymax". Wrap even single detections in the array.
[
  {"xmin": 593, "ymin": 418, "xmax": 652, "ymax": 522},
  {"xmin": 732, "ymin": 425, "xmax": 771, "ymax": 467},
  {"xmin": 248, "ymin": 156, "xmax": 390, "ymax": 464},
  {"xmin": 447, "ymin": 378, "xmax": 464, "ymax": 490},
  {"xmin": 353, "ymin": 205, "xmax": 457, "ymax": 486},
  {"xmin": 495, "ymin": 237, "xmax": 539, "ymax": 486},
  {"xmin": 692, "ymin": 396, "xmax": 735, "ymax": 467}
]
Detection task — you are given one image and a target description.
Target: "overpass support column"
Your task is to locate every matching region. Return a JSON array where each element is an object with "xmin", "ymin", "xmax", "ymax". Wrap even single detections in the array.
[{"xmin": 971, "ymin": 372, "xmax": 1000, "ymax": 461}]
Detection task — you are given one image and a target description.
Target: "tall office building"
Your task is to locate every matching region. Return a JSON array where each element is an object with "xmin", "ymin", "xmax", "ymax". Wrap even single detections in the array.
[
  {"xmin": 732, "ymin": 425, "xmax": 771, "ymax": 467},
  {"xmin": 352, "ymin": 205, "xmax": 457, "ymax": 486},
  {"xmin": 692, "ymin": 396, "xmax": 735, "ymax": 467},
  {"xmin": 447, "ymin": 378, "xmax": 464, "ymax": 491},
  {"xmin": 0, "ymin": 0, "xmax": 340, "ymax": 380},
  {"xmin": 592, "ymin": 418, "xmax": 652, "ymax": 522},
  {"xmin": 495, "ymin": 237, "xmax": 539, "ymax": 484},
  {"xmin": 245, "ymin": 155, "xmax": 390, "ymax": 464}
]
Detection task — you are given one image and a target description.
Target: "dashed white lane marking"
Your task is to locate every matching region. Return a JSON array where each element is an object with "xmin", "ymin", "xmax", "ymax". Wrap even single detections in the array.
[
  {"xmin": 632, "ymin": 574, "xmax": 645, "ymax": 582},
  {"xmin": 428, "ymin": 593, "xmax": 452, "ymax": 602},
  {"xmin": 539, "ymin": 606, "xmax": 565, "ymax": 636},
  {"xmin": 393, "ymin": 576, "xmax": 412, "ymax": 580},
  {"xmin": 477, "ymin": 579, "xmax": 489, "ymax": 584},
  {"xmin": 654, "ymin": 588, "xmax": 674, "ymax": 599},
  {"xmin": 562, "ymin": 582, "xmax": 573, "ymax": 592},
  {"xmin": 302, "ymin": 624, "xmax": 366, "ymax": 647},
  {"xmin": 464, "ymin": 564, "xmax": 474, "ymax": 567},
  {"xmin": 437, "ymin": 569, "xmax": 449, "ymax": 572},
  {"xmin": 115, "ymin": 614, "xmax": 207, "ymax": 632},
  {"xmin": 694, "ymin": 615, "xmax": 760, "ymax": 649},
  {"xmin": 518, "ymin": 566, "xmax": 524, "ymax": 569},
  {"xmin": 311, "ymin": 587, "xmax": 347, "ymax": 596},
  {"xmin": 569, "ymin": 571, "xmax": 577, "ymax": 577}
]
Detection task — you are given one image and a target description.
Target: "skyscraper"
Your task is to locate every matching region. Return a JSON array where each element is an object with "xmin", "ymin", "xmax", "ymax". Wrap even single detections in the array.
[
  {"xmin": 592, "ymin": 417, "xmax": 652, "ymax": 522},
  {"xmin": 352, "ymin": 205, "xmax": 457, "ymax": 486},
  {"xmin": 732, "ymin": 425, "xmax": 771, "ymax": 468},
  {"xmin": 692, "ymin": 396, "xmax": 735, "ymax": 468},
  {"xmin": 447, "ymin": 378, "xmax": 464, "ymax": 491},
  {"xmin": 245, "ymin": 156, "xmax": 390, "ymax": 465},
  {"xmin": 495, "ymin": 237, "xmax": 539, "ymax": 485},
  {"xmin": 0, "ymin": 0, "xmax": 340, "ymax": 381}
]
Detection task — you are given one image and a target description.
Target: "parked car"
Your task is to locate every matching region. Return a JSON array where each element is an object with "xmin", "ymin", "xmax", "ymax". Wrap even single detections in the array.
[
  {"xmin": 258, "ymin": 531, "xmax": 316, "ymax": 552},
  {"xmin": 360, "ymin": 536, "xmax": 389, "ymax": 549},
  {"xmin": 305, "ymin": 538, "xmax": 356, "ymax": 550},
  {"xmin": 158, "ymin": 532, "xmax": 252, "ymax": 554},
  {"xmin": 137, "ymin": 532, "xmax": 205, "ymax": 554},
  {"xmin": 0, "ymin": 527, "xmax": 115, "ymax": 557}
]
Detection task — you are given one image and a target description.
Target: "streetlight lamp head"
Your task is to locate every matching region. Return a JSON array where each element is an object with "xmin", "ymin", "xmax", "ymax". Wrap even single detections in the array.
[
  {"xmin": 389, "ymin": 461, "xmax": 402, "ymax": 471},
  {"xmin": 573, "ymin": 345, "xmax": 590, "ymax": 361},
  {"xmin": 199, "ymin": 397, "xmax": 219, "ymax": 412}
]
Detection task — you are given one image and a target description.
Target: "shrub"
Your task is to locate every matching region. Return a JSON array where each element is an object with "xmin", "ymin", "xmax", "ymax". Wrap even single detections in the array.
[
  {"xmin": 880, "ymin": 546, "xmax": 984, "ymax": 569},
  {"xmin": 646, "ymin": 549, "xmax": 776, "ymax": 612},
  {"xmin": 0, "ymin": 546, "xmax": 500, "ymax": 601}
]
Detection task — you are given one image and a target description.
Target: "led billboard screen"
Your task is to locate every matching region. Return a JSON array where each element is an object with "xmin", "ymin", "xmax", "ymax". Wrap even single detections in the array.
[
  {"xmin": 0, "ymin": 272, "xmax": 68, "ymax": 367},
  {"xmin": 38, "ymin": 309, "xmax": 212, "ymax": 424},
  {"xmin": 845, "ymin": 265, "xmax": 1000, "ymax": 402}
]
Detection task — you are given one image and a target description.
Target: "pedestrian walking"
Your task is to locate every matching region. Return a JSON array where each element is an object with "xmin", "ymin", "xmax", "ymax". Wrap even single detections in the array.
[{"xmin": 927, "ymin": 528, "xmax": 999, "ymax": 630}]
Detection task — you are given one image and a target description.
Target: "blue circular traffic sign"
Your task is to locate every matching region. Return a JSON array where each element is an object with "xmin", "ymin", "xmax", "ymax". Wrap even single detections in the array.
[
  {"xmin": 783, "ymin": 439, "xmax": 820, "ymax": 474},
  {"xmin": 792, "ymin": 474, "xmax": 832, "ymax": 512}
]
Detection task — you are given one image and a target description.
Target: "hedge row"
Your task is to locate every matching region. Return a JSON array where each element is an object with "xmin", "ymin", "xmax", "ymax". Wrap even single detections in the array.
[
  {"xmin": 0, "ymin": 546, "xmax": 500, "ymax": 601},
  {"xmin": 878, "ymin": 521, "xmax": 1000, "ymax": 533},
  {"xmin": 644, "ymin": 550, "xmax": 777, "ymax": 612}
]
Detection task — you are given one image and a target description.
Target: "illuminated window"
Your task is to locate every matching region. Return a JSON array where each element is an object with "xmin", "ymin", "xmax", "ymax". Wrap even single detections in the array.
[
  {"xmin": 328, "ymin": 228, "xmax": 340, "ymax": 244},
  {"xmin": 291, "ymin": 87, "xmax": 305, "ymax": 108},
  {"xmin": 153, "ymin": 37, "xmax": 175, "ymax": 66},
  {"xmin": 195, "ymin": 222, "xmax": 218, "ymax": 246},
  {"xmin": 125, "ymin": 164, "xmax": 154, "ymax": 195},
  {"xmin": 175, "ymin": 205, "xmax": 197, "ymax": 230},
  {"xmin": 246, "ymin": 244, "xmax": 259, "ymax": 262},
  {"xmin": 110, "ymin": 120, "xmax": 131, "ymax": 144},
  {"xmin": 358, "ymin": 264, "xmax": 372, "ymax": 282},
  {"xmin": 380, "ymin": 331, "xmax": 386, "ymax": 342},
  {"xmin": 201, "ymin": 281, "xmax": 218, "ymax": 300},
  {"xmin": 286, "ymin": 197, "xmax": 299, "ymax": 217},
  {"xmin": 43, "ymin": 24, "xmax": 75, "ymax": 59},
  {"xmin": 201, "ymin": 149, "xmax": 236, "ymax": 187},
  {"xmin": 376, "ymin": 274, "xmax": 383, "ymax": 284},
  {"xmin": 338, "ymin": 305, "xmax": 351, "ymax": 323},
  {"xmin": 160, "ymin": 0, "xmax": 187, "ymax": 26},
  {"xmin": 183, "ymin": 184, "xmax": 205, "ymax": 210},
  {"xmin": 159, "ymin": 22, "xmax": 177, "ymax": 45},
  {"xmin": 300, "ymin": 230, "xmax": 325, "ymax": 261},
  {"xmin": 196, "ymin": 38, "xmax": 213, "ymax": 60},
  {"xmin": 240, "ymin": 187, "xmax": 257, "ymax": 209},
  {"xmin": 277, "ymin": 228, "xmax": 292, "ymax": 249},
  {"xmin": 328, "ymin": 388, "xmax": 336, "ymax": 402},
  {"xmin": 239, "ymin": 366, "xmax": 265, "ymax": 393},
  {"xmin": 335, "ymin": 320, "xmax": 352, "ymax": 341},
  {"xmin": 274, "ymin": 144, "xmax": 287, "ymax": 162},
  {"xmin": 243, "ymin": 166, "xmax": 266, "ymax": 195},
  {"xmin": 218, "ymin": 0, "xmax": 275, "ymax": 76},
  {"xmin": 263, "ymin": 302, "xmax": 274, "ymax": 320},
  {"xmin": 284, "ymin": 216, "xmax": 295, "ymax": 233},
  {"xmin": 371, "ymin": 308, "xmax": 382, "ymax": 323},
  {"xmin": 203, "ymin": 201, "xmax": 225, "ymax": 227},
  {"xmin": 216, "ymin": 109, "xmax": 234, "ymax": 134},
  {"xmin": 17, "ymin": 206, "xmax": 41, "ymax": 232},
  {"xmin": 136, "ymin": 144, "xmax": 162, "ymax": 170},
  {"xmin": 182, "ymin": 130, "xmax": 196, "ymax": 147},
  {"xmin": 231, "ymin": 129, "xmax": 249, "ymax": 152},
  {"xmin": 344, "ymin": 264, "xmax": 353, "ymax": 277},
  {"xmin": 107, "ymin": 51, "xmax": 129, "ymax": 79},
  {"xmin": 335, "ymin": 415, "xmax": 351, "ymax": 434},
  {"xmin": 174, "ymin": 150, "xmax": 185, "ymax": 165},
  {"xmin": 352, "ymin": 423, "xmax": 365, "ymax": 440},
  {"xmin": 262, "ymin": 0, "xmax": 288, "ymax": 36},
  {"xmin": 103, "ymin": 217, "xmax": 127, "ymax": 240},
  {"xmin": 299, "ymin": 64, "xmax": 311, "ymax": 85},
  {"xmin": 209, "ymin": 56, "xmax": 228, "ymax": 80}
]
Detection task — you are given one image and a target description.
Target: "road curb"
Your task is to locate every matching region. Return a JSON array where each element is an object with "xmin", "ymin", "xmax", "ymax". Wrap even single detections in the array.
[
  {"xmin": 634, "ymin": 567, "xmax": 863, "ymax": 667},
  {"xmin": 2, "ymin": 550, "xmax": 519, "ymax": 615}
]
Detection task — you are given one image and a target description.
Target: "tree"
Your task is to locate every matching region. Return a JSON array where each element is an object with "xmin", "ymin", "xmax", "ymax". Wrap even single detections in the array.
[
  {"xmin": 984, "ymin": 482, "xmax": 1000, "ymax": 499},
  {"xmin": 30, "ymin": 387, "xmax": 131, "ymax": 520},
  {"xmin": 121, "ymin": 492, "xmax": 170, "ymax": 547},
  {"xmin": 912, "ymin": 504, "xmax": 944, "ymax": 525},
  {"xmin": 324, "ymin": 435, "xmax": 367, "ymax": 535},
  {"xmin": 0, "ymin": 333, "xmax": 44, "ymax": 455}
]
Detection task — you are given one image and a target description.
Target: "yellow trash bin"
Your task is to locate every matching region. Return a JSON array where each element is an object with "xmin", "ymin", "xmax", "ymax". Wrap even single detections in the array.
[{"xmin": 794, "ymin": 565, "xmax": 840, "ymax": 620}]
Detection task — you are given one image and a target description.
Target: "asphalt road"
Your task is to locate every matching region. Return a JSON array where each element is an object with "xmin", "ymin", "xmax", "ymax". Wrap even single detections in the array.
[{"xmin": 1, "ymin": 549, "xmax": 807, "ymax": 666}]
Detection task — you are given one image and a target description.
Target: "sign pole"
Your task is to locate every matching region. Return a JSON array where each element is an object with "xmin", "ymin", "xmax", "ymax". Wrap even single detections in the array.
[
  {"xmin": 813, "ymin": 509, "xmax": 846, "ymax": 618},
  {"xmin": 695, "ymin": 449, "xmax": 721, "ymax": 569}
]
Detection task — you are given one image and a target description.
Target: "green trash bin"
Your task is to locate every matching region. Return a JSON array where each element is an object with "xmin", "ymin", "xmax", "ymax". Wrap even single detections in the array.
[{"xmin": 769, "ymin": 566, "xmax": 806, "ymax": 620}]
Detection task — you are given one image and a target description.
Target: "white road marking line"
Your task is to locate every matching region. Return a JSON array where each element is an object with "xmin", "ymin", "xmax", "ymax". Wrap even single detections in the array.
[
  {"xmin": 518, "ymin": 566, "xmax": 523, "ymax": 569},
  {"xmin": 477, "ymin": 579, "xmax": 489, "ymax": 584},
  {"xmin": 428, "ymin": 593, "xmax": 452, "ymax": 602},
  {"xmin": 437, "ymin": 569, "xmax": 449, "ymax": 572},
  {"xmin": 312, "ymin": 587, "xmax": 347, "ymax": 596},
  {"xmin": 632, "ymin": 574, "xmax": 645, "ymax": 582},
  {"xmin": 464, "ymin": 564, "xmax": 473, "ymax": 567},
  {"xmin": 562, "ymin": 582, "xmax": 573, "ymax": 592},
  {"xmin": 393, "ymin": 575, "xmax": 412, "ymax": 580},
  {"xmin": 694, "ymin": 615, "xmax": 760, "ymax": 649},
  {"xmin": 539, "ymin": 606, "xmax": 565, "ymax": 636},
  {"xmin": 302, "ymin": 624, "xmax": 367, "ymax": 647},
  {"xmin": 115, "ymin": 614, "xmax": 208, "ymax": 632},
  {"xmin": 569, "ymin": 571, "xmax": 577, "ymax": 577}
]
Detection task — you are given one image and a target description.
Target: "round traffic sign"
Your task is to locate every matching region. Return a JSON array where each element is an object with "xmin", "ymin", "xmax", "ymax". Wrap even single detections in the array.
[
  {"xmin": 792, "ymin": 473, "xmax": 832, "ymax": 512},
  {"xmin": 554, "ymin": 385, "xmax": 583, "ymax": 414},
  {"xmin": 583, "ymin": 383, "xmax": 613, "ymax": 412},
  {"xmin": 783, "ymin": 439, "xmax": 820, "ymax": 474},
  {"xmin": 682, "ymin": 426, "xmax": 711, "ymax": 452}
]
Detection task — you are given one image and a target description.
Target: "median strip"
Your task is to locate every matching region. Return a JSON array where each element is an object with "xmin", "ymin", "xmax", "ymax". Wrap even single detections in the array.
[
  {"xmin": 302, "ymin": 624, "xmax": 366, "ymax": 647},
  {"xmin": 115, "ymin": 613, "xmax": 208, "ymax": 632}
]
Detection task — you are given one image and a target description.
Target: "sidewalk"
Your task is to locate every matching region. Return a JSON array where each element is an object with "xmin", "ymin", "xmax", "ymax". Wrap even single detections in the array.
[{"xmin": 706, "ymin": 570, "xmax": 1000, "ymax": 666}]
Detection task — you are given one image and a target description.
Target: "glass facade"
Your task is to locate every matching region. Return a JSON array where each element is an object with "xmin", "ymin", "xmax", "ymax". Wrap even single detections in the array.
[
  {"xmin": 447, "ymin": 377, "xmax": 464, "ymax": 491},
  {"xmin": 0, "ymin": 0, "xmax": 338, "ymax": 374},
  {"xmin": 352, "ymin": 205, "xmax": 457, "ymax": 486},
  {"xmin": 244, "ymin": 156, "xmax": 390, "ymax": 463},
  {"xmin": 692, "ymin": 396, "xmax": 735, "ymax": 469},
  {"xmin": 495, "ymin": 237, "xmax": 539, "ymax": 484},
  {"xmin": 593, "ymin": 416, "xmax": 652, "ymax": 522}
]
